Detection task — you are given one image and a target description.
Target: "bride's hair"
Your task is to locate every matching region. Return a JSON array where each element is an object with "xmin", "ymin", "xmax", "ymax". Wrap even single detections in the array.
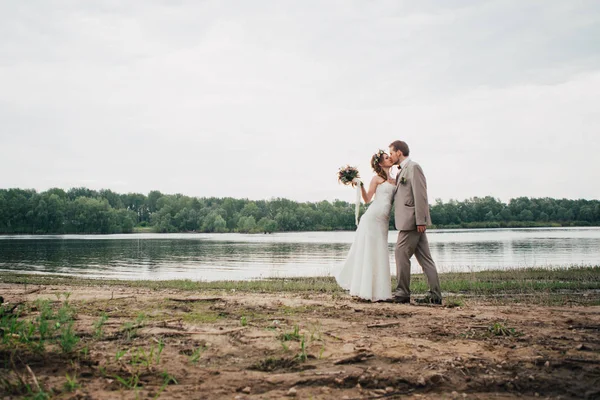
[{"xmin": 370, "ymin": 150, "xmax": 388, "ymax": 181}]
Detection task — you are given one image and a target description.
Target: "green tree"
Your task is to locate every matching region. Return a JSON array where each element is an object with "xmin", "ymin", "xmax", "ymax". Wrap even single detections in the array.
[
  {"xmin": 240, "ymin": 202, "xmax": 261, "ymax": 219},
  {"xmin": 202, "ymin": 211, "xmax": 229, "ymax": 233},
  {"xmin": 213, "ymin": 215, "xmax": 227, "ymax": 233},
  {"xmin": 518, "ymin": 209, "xmax": 534, "ymax": 221},
  {"xmin": 257, "ymin": 217, "xmax": 278, "ymax": 233},
  {"xmin": 237, "ymin": 216, "xmax": 257, "ymax": 233},
  {"xmin": 579, "ymin": 206, "xmax": 594, "ymax": 222},
  {"xmin": 2, "ymin": 187, "xmax": 599, "ymax": 234}
]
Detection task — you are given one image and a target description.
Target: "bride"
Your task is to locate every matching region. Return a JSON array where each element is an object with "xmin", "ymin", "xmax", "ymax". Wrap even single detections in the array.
[{"xmin": 335, "ymin": 150, "xmax": 396, "ymax": 302}]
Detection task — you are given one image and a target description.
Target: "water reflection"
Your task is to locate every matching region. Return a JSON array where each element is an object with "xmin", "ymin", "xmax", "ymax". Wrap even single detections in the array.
[{"xmin": 1, "ymin": 228, "xmax": 599, "ymax": 281}]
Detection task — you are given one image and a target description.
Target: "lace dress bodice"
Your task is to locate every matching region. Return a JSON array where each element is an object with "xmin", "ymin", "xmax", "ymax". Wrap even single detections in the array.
[{"xmin": 363, "ymin": 181, "xmax": 394, "ymax": 222}]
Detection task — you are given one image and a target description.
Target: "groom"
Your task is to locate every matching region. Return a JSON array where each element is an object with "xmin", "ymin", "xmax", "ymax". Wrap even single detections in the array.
[{"xmin": 388, "ymin": 140, "xmax": 442, "ymax": 305}]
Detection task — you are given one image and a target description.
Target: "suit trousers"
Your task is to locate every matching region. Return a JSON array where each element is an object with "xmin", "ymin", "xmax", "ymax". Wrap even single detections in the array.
[{"xmin": 394, "ymin": 230, "xmax": 442, "ymax": 299}]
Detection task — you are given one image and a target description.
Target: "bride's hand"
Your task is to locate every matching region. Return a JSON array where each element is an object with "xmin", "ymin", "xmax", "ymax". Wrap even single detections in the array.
[{"xmin": 351, "ymin": 178, "xmax": 363, "ymax": 187}]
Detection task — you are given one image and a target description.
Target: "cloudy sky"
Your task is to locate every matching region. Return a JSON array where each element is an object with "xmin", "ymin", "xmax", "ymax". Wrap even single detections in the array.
[{"xmin": 1, "ymin": 1, "xmax": 599, "ymax": 203}]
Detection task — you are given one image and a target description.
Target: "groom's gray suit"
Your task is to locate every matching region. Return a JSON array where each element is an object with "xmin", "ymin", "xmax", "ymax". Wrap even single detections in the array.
[{"xmin": 393, "ymin": 159, "xmax": 442, "ymax": 300}]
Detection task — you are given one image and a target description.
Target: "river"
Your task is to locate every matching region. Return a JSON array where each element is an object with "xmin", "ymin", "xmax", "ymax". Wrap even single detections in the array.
[{"xmin": 0, "ymin": 227, "xmax": 598, "ymax": 281}]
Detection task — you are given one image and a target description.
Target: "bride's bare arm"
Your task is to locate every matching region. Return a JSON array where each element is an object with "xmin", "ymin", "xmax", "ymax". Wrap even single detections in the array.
[{"xmin": 361, "ymin": 176, "xmax": 384, "ymax": 203}]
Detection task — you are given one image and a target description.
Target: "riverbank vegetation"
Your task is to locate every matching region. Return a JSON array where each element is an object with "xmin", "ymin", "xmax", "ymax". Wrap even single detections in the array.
[
  {"xmin": 2, "ymin": 266, "xmax": 599, "ymax": 305},
  {"xmin": 1, "ymin": 187, "xmax": 599, "ymax": 234}
]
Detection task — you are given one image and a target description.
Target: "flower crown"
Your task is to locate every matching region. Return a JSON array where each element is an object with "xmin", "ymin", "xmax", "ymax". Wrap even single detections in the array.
[{"xmin": 371, "ymin": 149, "xmax": 386, "ymax": 168}]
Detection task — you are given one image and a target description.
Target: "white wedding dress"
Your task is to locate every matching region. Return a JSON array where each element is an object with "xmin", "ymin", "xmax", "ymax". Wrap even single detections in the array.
[{"xmin": 335, "ymin": 181, "xmax": 394, "ymax": 301}]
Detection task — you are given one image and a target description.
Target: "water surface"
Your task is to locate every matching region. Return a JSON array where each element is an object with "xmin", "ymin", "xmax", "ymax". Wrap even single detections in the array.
[{"xmin": 0, "ymin": 228, "xmax": 598, "ymax": 281}]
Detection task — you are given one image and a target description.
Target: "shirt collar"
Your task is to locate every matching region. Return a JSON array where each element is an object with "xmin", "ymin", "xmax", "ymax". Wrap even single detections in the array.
[{"xmin": 399, "ymin": 157, "xmax": 410, "ymax": 169}]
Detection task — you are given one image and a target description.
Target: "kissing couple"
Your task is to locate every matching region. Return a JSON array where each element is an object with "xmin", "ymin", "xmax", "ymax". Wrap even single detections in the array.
[{"xmin": 335, "ymin": 140, "xmax": 442, "ymax": 305}]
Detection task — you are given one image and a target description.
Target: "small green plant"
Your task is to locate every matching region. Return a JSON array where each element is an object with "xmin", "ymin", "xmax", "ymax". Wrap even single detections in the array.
[
  {"xmin": 488, "ymin": 322, "xmax": 521, "ymax": 337},
  {"xmin": 20, "ymin": 321, "xmax": 36, "ymax": 344},
  {"xmin": 113, "ymin": 373, "xmax": 140, "ymax": 389},
  {"xmin": 155, "ymin": 339, "xmax": 165, "ymax": 364},
  {"xmin": 24, "ymin": 387, "xmax": 51, "ymax": 400},
  {"xmin": 297, "ymin": 336, "xmax": 307, "ymax": 362},
  {"xmin": 160, "ymin": 370, "xmax": 178, "ymax": 385},
  {"xmin": 135, "ymin": 313, "xmax": 147, "ymax": 326},
  {"xmin": 189, "ymin": 346, "xmax": 205, "ymax": 365},
  {"xmin": 280, "ymin": 325, "xmax": 301, "ymax": 341},
  {"xmin": 318, "ymin": 344, "xmax": 326, "ymax": 359},
  {"xmin": 57, "ymin": 303, "xmax": 75, "ymax": 326},
  {"xmin": 130, "ymin": 348, "xmax": 144, "ymax": 367},
  {"xmin": 445, "ymin": 297, "xmax": 464, "ymax": 308},
  {"xmin": 93, "ymin": 313, "xmax": 108, "ymax": 338},
  {"xmin": 140, "ymin": 347, "xmax": 152, "ymax": 367},
  {"xmin": 127, "ymin": 342, "xmax": 165, "ymax": 368},
  {"xmin": 64, "ymin": 373, "xmax": 79, "ymax": 392},
  {"xmin": 122, "ymin": 322, "xmax": 138, "ymax": 340},
  {"xmin": 58, "ymin": 322, "xmax": 79, "ymax": 353},
  {"xmin": 115, "ymin": 349, "xmax": 127, "ymax": 362},
  {"xmin": 240, "ymin": 316, "xmax": 248, "ymax": 326},
  {"xmin": 35, "ymin": 300, "xmax": 53, "ymax": 342},
  {"xmin": 308, "ymin": 321, "xmax": 322, "ymax": 341},
  {"xmin": 154, "ymin": 371, "xmax": 178, "ymax": 399}
]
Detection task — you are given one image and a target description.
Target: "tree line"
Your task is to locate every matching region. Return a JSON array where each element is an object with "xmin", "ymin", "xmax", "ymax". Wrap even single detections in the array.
[{"xmin": 0, "ymin": 188, "xmax": 599, "ymax": 234}]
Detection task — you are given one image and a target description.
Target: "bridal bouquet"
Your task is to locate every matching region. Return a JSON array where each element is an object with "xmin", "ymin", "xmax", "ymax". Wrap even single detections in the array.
[
  {"xmin": 337, "ymin": 165, "xmax": 360, "ymax": 186},
  {"xmin": 337, "ymin": 165, "xmax": 362, "ymax": 227}
]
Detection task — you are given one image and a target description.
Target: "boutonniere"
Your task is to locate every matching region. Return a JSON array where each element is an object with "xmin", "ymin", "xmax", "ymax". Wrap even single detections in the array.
[{"xmin": 400, "ymin": 177, "xmax": 407, "ymax": 185}]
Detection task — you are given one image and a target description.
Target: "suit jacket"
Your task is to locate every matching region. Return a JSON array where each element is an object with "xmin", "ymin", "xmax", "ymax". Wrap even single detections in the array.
[{"xmin": 393, "ymin": 160, "xmax": 431, "ymax": 231}]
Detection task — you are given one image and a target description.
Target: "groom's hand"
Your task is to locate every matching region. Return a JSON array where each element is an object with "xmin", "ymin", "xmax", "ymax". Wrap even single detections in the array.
[{"xmin": 417, "ymin": 225, "xmax": 426, "ymax": 233}]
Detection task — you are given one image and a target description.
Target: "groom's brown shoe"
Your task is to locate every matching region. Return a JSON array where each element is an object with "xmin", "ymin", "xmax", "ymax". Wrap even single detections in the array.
[
  {"xmin": 415, "ymin": 296, "xmax": 442, "ymax": 305},
  {"xmin": 392, "ymin": 296, "xmax": 410, "ymax": 304}
]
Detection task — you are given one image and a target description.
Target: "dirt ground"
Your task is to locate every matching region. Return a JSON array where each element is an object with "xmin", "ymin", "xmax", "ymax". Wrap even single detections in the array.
[{"xmin": 1, "ymin": 283, "xmax": 599, "ymax": 399}]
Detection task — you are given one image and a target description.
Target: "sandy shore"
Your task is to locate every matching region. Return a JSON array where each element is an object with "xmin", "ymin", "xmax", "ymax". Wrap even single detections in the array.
[{"xmin": 1, "ymin": 280, "xmax": 599, "ymax": 399}]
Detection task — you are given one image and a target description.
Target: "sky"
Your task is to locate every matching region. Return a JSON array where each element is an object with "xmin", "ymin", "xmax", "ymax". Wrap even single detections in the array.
[{"xmin": 1, "ymin": 0, "xmax": 599, "ymax": 203}]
